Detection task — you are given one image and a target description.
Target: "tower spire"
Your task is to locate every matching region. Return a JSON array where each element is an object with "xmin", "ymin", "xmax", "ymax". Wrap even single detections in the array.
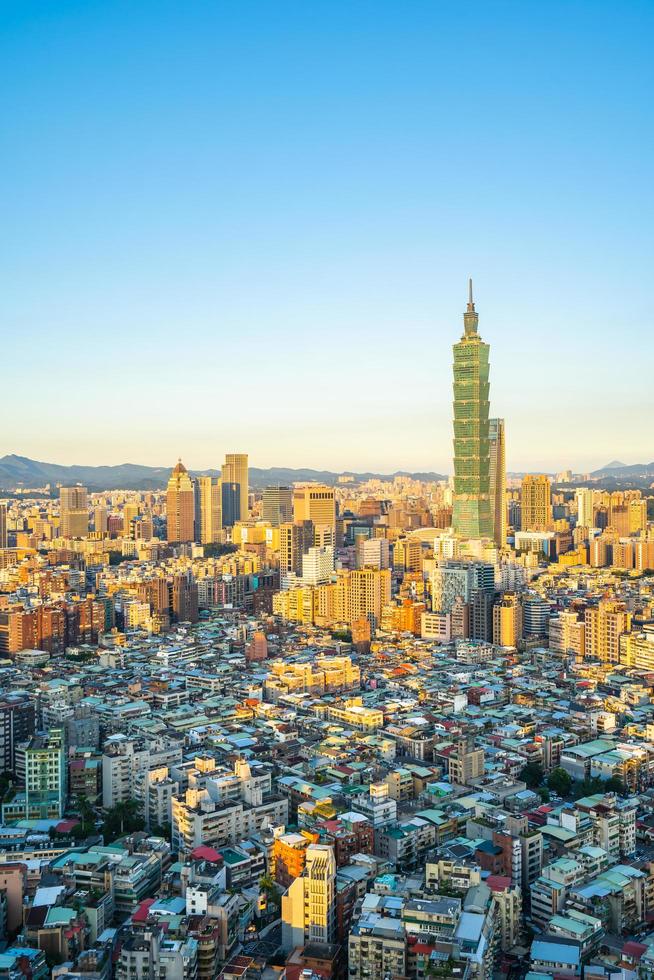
[{"xmin": 463, "ymin": 277, "xmax": 479, "ymax": 336}]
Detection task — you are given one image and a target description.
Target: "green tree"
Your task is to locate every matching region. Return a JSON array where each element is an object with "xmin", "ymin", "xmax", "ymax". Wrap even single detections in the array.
[
  {"xmin": 537, "ymin": 786, "xmax": 551, "ymax": 803},
  {"xmin": 76, "ymin": 794, "xmax": 96, "ymax": 836},
  {"xmin": 547, "ymin": 767, "xmax": 573, "ymax": 796},
  {"xmin": 102, "ymin": 800, "xmax": 145, "ymax": 842},
  {"xmin": 604, "ymin": 776, "xmax": 626, "ymax": 795},
  {"xmin": 520, "ymin": 762, "xmax": 544, "ymax": 789}
]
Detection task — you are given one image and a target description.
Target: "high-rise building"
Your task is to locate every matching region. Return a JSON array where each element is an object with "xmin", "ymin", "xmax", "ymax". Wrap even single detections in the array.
[
  {"xmin": 293, "ymin": 484, "xmax": 336, "ymax": 533},
  {"xmin": 348, "ymin": 568, "xmax": 392, "ymax": 631},
  {"xmin": 302, "ymin": 546, "xmax": 334, "ymax": 586},
  {"xmin": 0, "ymin": 696, "xmax": 36, "ymax": 772},
  {"xmin": 452, "ymin": 281, "xmax": 493, "ymax": 539},
  {"xmin": 60, "ymin": 486, "xmax": 89, "ymax": 538},
  {"xmin": 521, "ymin": 475, "xmax": 553, "ymax": 531},
  {"xmin": 166, "ymin": 460, "xmax": 195, "ymax": 543},
  {"xmin": 222, "ymin": 454, "xmax": 249, "ymax": 523},
  {"xmin": 522, "ymin": 596, "xmax": 550, "ymax": 637},
  {"xmin": 576, "ymin": 488, "xmax": 594, "ymax": 529},
  {"xmin": 0, "ymin": 502, "xmax": 7, "ymax": 549},
  {"xmin": 122, "ymin": 502, "xmax": 140, "ymax": 535},
  {"xmin": 20, "ymin": 729, "xmax": 67, "ymax": 820},
  {"xmin": 281, "ymin": 844, "xmax": 336, "ymax": 951},
  {"xmin": 170, "ymin": 572, "xmax": 199, "ymax": 623},
  {"xmin": 489, "ymin": 418, "xmax": 507, "ymax": 547},
  {"xmin": 430, "ymin": 560, "xmax": 495, "ymax": 614},
  {"xmin": 493, "ymin": 592, "xmax": 523, "ymax": 648},
  {"xmin": 262, "ymin": 486, "xmax": 293, "ymax": 526},
  {"xmin": 585, "ymin": 598, "xmax": 631, "ymax": 664},
  {"xmin": 93, "ymin": 506, "xmax": 108, "ymax": 535},
  {"xmin": 279, "ymin": 521, "xmax": 313, "ymax": 578},
  {"xmin": 194, "ymin": 476, "xmax": 222, "ymax": 543},
  {"xmin": 221, "ymin": 481, "xmax": 240, "ymax": 528}
]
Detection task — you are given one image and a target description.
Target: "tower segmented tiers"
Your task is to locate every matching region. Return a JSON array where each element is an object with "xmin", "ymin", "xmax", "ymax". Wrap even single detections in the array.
[{"xmin": 452, "ymin": 280, "xmax": 493, "ymax": 539}]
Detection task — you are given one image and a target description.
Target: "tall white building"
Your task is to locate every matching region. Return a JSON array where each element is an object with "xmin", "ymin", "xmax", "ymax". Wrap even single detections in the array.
[
  {"xmin": 576, "ymin": 488, "xmax": 594, "ymax": 529},
  {"xmin": 301, "ymin": 545, "xmax": 334, "ymax": 586},
  {"xmin": 356, "ymin": 537, "xmax": 390, "ymax": 570}
]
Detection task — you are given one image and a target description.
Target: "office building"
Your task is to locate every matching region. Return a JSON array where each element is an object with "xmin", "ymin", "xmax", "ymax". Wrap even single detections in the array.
[
  {"xmin": 430, "ymin": 560, "xmax": 495, "ymax": 615},
  {"xmin": 262, "ymin": 486, "xmax": 293, "ymax": 526},
  {"xmin": 356, "ymin": 536, "xmax": 391, "ymax": 570},
  {"xmin": 222, "ymin": 454, "xmax": 249, "ymax": 523},
  {"xmin": 489, "ymin": 417, "xmax": 507, "ymax": 547},
  {"xmin": 0, "ymin": 502, "xmax": 7, "ymax": 548},
  {"xmin": 194, "ymin": 476, "xmax": 222, "ymax": 543},
  {"xmin": 521, "ymin": 475, "xmax": 553, "ymax": 531},
  {"xmin": 221, "ymin": 481, "xmax": 240, "ymax": 528},
  {"xmin": 280, "ymin": 521, "xmax": 313, "ymax": 578},
  {"xmin": 493, "ymin": 592, "xmax": 523, "ymax": 648},
  {"xmin": 60, "ymin": 486, "xmax": 89, "ymax": 538},
  {"xmin": 452, "ymin": 281, "xmax": 493, "ymax": 539},
  {"xmin": 166, "ymin": 459, "xmax": 195, "ymax": 543},
  {"xmin": 302, "ymin": 546, "xmax": 335, "ymax": 586},
  {"xmin": 93, "ymin": 506, "xmax": 108, "ymax": 534},
  {"xmin": 293, "ymin": 484, "xmax": 336, "ymax": 533}
]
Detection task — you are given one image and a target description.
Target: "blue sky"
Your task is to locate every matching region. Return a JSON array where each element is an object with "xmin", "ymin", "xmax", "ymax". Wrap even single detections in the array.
[{"xmin": 2, "ymin": 0, "xmax": 652, "ymax": 473}]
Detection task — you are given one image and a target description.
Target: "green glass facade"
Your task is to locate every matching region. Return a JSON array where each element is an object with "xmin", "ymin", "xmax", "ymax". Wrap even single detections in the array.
[{"xmin": 452, "ymin": 282, "xmax": 493, "ymax": 538}]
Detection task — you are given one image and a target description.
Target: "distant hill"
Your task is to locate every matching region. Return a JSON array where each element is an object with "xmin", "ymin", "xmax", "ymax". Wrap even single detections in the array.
[
  {"xmin": 591, "ymin": 460, "xmax": 654, "ymax": 479},
  {"xmin": 0, "ymin": 454, "xmax": 446, "ymax": 491}
]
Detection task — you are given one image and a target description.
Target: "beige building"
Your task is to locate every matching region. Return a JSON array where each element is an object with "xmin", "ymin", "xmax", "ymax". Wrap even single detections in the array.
[
  {"xmin": 493, "ymin": 591, "xmax": 523, "ymax": 648},
  {"xmin": 549, "ymin": 610, "xmax": 585, "ymax": 657},
  {"xmin": 166, "ymin": 459, "xmax": 195, "ymax": 543},
  {"xmin": 281, "ymin": 844, "xmax": 336, "ymax": 951},
  {"xmin": 293, "ymin": 484, "xmax": 336, "ymax": 531},
  {"xmin": 585, "ymin": 598, "xmax": 631, "ymax": 664},
  {"xmin": 194, "ymin": 476, "xmax": 222, "ymax": 543},
  {"xmin": 60, "ymin": 486, "xmax": 88, "ymax": 538},
  {"xmin": 448, "ymin": 736, "xmax": 484, "ymax": 785},
  {"xmin": 521, "ymin": 475, "xmax": 553, "ymax": 532}
]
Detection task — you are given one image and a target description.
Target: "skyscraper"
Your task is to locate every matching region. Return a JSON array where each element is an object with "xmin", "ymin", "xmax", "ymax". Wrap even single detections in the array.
[
  {"xmin": 60, "ymin": 486, "xmax": 89, "ymax": 538},
  {"xmin": 194, "ymin": 476, "xmax": 222, "ymax": 543},
  {"xmin": 222, "ymin": 454, "xmax": 249, "ymax": 523},
  {"xmin": 166, "ymin": 459, "xmax": 195, "ymax": 543},
  {"xmin": 489, "ymin": 418, "xmax": 507, "ymax": 547},
  {"xmin": 452, "ymin": 281, "xmax": 493, "ymax": 539},
  {"xmin": 262, "ymin": 486, "xmax": 293, "ymax": 526},
  {"xmin": 521, "ymin": 475, "xmax": 553, "ymax": 531},
  {"xmin": 0, "ymin": 502, "xmax": 7, "ymax": 549},
  {"xmin": 293, "ymin": 484, "xmax": 336, "ymax": 538},
  {"xmin": 576, "ymin": 487, "xmax": 594, "ymax": 529},
  {"xmin": 221, "ymin": 481, "xmax": 240, "ymax": 528}
]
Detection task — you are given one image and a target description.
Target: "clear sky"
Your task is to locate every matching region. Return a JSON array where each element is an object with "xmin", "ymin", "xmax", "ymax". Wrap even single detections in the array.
[{"xmin": 2, "ymin": 0, "xmax": 653, "ymax": 474}]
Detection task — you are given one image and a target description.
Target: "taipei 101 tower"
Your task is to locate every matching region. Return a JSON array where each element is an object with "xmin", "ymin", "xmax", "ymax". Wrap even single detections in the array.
[{"xmin": 451, "ymin": 280, "xmax": 493, "ymax": 539}]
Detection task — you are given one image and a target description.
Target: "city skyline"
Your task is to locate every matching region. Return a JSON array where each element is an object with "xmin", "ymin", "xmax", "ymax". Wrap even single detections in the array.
[{"xmin": 3, "ymin": 2, "xmax": 653, "ymax": 470}]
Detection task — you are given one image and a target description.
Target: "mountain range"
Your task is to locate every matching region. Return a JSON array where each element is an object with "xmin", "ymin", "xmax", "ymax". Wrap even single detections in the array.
[
  {"xmin": 0, "ymin": 455, "xmax": 445, "ymax": 492},
  {"xmin": 0, "ymin": 454, "xmax": 652, "ymax": 493}
]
